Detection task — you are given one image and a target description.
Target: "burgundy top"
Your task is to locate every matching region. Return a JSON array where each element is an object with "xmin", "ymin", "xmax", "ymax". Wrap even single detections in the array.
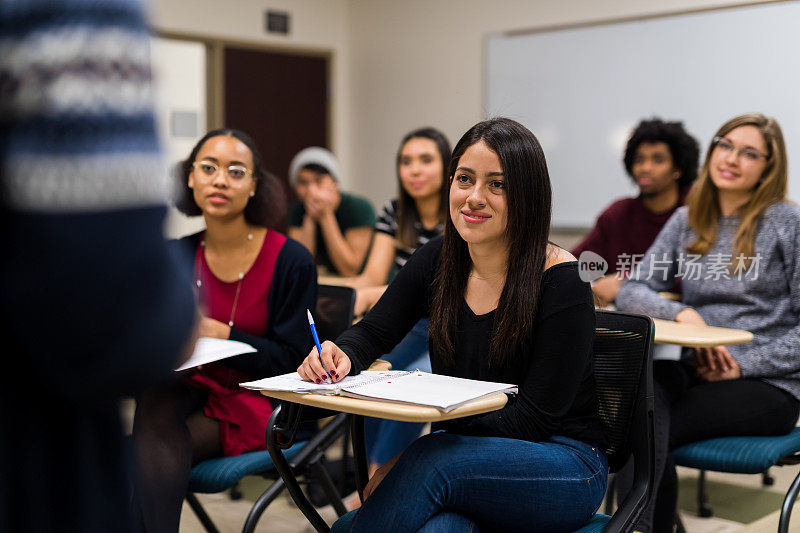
[
  {"xmin": 194, "ymin": 232, "xmax": 282, "ymax": 335},
  {"xmin": 188, "ymin": 230, "xmax": 286, "ymax": 456},
  {"xmin": 572, "ymin": 189, "xmax": 688, "ymax": 276}
]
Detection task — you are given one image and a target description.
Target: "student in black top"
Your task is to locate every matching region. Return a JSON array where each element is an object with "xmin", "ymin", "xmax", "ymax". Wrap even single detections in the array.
[
  {"xmin": 349, "ymin": 127, "xmax": 450, "ymax": 314},
  {"xmin": 297, "ymin": 118, "xmax": 607, "ymax": 532}
]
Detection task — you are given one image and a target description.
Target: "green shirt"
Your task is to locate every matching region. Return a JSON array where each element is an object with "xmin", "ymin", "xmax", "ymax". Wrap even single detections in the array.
[{"xmin": 288, "ymin": 191, "xmax": 376, "ymax": 273}]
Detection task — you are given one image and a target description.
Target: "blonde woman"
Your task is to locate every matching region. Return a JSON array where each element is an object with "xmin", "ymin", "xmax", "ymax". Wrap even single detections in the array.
[{"xmin": 616, "ymin": 113, "xmax": 800, "ymax": 533}]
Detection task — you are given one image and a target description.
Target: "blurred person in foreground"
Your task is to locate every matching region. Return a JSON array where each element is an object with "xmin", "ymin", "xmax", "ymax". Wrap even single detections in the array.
[{"xmin": 0, "ymin": 0, "xmax": 196, "ymax": 531}]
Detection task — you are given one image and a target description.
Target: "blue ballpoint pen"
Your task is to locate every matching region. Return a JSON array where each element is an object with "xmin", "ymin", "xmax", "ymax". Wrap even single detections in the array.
[{"xmin": 307, "ymin": 309, "xmax": 333, "ymax": 383}]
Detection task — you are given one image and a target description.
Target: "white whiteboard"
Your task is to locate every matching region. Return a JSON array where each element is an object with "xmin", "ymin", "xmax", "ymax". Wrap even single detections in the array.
[{"xmin": 486, "ymin": 1, "xmax": 800, "ymax": 228}]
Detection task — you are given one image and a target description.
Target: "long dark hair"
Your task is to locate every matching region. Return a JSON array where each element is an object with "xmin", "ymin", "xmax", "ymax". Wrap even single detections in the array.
[
  {"xmin": 395, "ymin": 127, "xmax": 451, "ymax": 248},
  {"xmin": 430, "ymin": 118, "xmax": 552, "ymax": 367},
  {"xmin": 174, "ymin": 128, "xmax": 286, "ymax": 228}
]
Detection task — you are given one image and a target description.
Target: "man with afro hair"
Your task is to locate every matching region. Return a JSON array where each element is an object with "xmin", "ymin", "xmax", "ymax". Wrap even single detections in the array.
[{"xmin": 573, "ymin": 118, "xmax": 699, "ymax": 306}]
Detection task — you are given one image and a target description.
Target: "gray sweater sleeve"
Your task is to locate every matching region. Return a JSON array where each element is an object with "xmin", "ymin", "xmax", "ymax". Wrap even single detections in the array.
[
  {"xmin": 731, "ymin": 214, "xmax": 800, "ymax": 378},
  {"xmin": 616, "ymin": 209, "xmax": 689, "ymax": 320}
]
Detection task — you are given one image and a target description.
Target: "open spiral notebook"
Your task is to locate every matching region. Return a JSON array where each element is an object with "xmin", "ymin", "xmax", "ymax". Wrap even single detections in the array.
[{"xmin": 240, "ymin": 370, "xmax": 517, "ymax": 413}]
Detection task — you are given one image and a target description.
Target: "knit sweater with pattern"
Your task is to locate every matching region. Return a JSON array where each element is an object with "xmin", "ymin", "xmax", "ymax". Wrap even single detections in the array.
[
  {"xmin": 616, "ymin": 202, "xmax": 800, "ymax": 399},
  {"xmin": 1, "ymin": 0, "xmax": 196, "ymax": 530}
]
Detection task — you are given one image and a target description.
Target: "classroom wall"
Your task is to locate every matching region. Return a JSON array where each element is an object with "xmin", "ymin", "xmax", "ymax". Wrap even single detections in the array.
[
  {"xmin": 148, "ymin": 0, "xmax": 779, "ymax": 227},
  {"xmin": 146, "ymin": 0, "xmax": 354, "ymax": 187},
  {"xmin": 150, "ymin": 38, "xmax": 208, "ymax": 238},
  {"xmin": 346, "ymin": 0, "xmax": 777, "ymax": 218}
]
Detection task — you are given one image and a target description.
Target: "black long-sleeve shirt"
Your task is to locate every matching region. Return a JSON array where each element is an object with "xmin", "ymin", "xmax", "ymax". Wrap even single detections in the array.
[{"xmin": 337, "ymin": 236, "xmax": 605, "ymax": 446}]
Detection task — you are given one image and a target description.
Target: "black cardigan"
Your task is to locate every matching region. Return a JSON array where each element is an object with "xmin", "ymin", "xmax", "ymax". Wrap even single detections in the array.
[{"xmin": 175, "ymin": 231, "xmax": 318, "ymax": 379}]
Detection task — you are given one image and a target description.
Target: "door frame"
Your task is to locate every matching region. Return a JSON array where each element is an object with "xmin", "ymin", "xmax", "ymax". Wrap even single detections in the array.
[{"xmin": 155, "ymin": 31, "xmax": 333, "ymax": 149}]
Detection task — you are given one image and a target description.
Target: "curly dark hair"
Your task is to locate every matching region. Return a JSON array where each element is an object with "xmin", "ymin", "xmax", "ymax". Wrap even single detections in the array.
[
  {"xmin": 623, "ymin": 118, "xmax": 700, "ymax": 188},
  {"xmin": 173, "ymin": 128, "xmax": 286, "ymax": 228}
]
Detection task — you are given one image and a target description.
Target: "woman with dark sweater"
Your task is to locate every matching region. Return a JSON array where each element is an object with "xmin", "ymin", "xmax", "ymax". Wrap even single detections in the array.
[
  {"xmin": 298, "ymin": 118, "xmax": 607, "ymax": 532},
  {"xmin": 133, "ymin": 129, "xmax": 316, "ymax": 531},
  {"xmin": 616, "ymin": 113, "xmax": 800, "ymax": 532}
]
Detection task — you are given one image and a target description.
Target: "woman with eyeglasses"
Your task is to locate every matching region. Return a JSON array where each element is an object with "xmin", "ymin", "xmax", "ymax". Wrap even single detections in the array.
[
  {"xmin": 133, "ymin": 129, "xmax": 317, "ymax": 531},
  {"xmin": 616, "ymin": 113, "xmax": 800, "ymax": 533}
]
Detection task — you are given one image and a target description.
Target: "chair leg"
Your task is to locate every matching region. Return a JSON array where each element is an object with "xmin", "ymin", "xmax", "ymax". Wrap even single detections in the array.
[
  {"xmin": 605, "ymin": 473, "xmax": 616, "ymax": 515},
  {"xmin": 230, "ymin": 481, "xmax": 243, "ymax": 500},
  {"xmin": 186, "ymin": 493, "xmax": 222, "ymax": 533},
  {"xmin": 763, "ymin": 468, "xmax": 776, "ymax": 487},
  {"xmin": 266, "ymin": 405, "xmax": 330, "ymax": 533},
  {"xmin": 242, "ymin": 478, "xmax": 285, "ymax": 533},
  {"xmin": 697, "ymin": 470, "xmax": 713, "ymax": 518},
  {"xmin": 350, "ymin": 415, "xmax": 369, "ymax": 503},
  {"xmin": 308, "ymin": 459, "xmax": 348, "ymax": 516},
  {"xmin": 778, "ymin": 469, "xmax": 800, "ymax": 533},
  {"xmin": 340, "ymin": 430, "xmax": 351, "ymax": 496},
  {"xmin": 674, "ymin": 511, "xmax": 687, "ymax": 533}
]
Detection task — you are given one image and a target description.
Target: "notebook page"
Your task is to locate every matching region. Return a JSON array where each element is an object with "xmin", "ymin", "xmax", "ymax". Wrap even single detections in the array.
[
  {"xmin": 341, "ymin": 371, "xmax": 517, "ymax": 412},
  {"xmin": 175, "ymin": 337, "xmax": 256, "ymax": 371},
  {"xmin": 240, "ymin": 370, "xmax": 406, "ymax": 394}
]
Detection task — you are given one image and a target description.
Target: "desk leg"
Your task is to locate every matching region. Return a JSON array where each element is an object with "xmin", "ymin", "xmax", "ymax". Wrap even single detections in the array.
[
  {"xmin": 266, "ymin": 404, "xmax": 330, "ymax": 533},
  {"xmin": 308, "ymin": 460, "xmax": 348, "ymax": 516},
  {"xmin": 350, "ymin": 414, "xmax": 369, "ymax": 502}
]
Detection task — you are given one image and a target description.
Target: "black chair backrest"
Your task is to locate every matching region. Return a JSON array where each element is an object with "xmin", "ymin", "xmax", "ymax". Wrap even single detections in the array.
[
  {"xmin": 314, "ymin": 285, "xmax": 357, "ymax": 342},
  {"xmin": 593, "ymin": 310, "xmax": 654, "ymax": 531}
]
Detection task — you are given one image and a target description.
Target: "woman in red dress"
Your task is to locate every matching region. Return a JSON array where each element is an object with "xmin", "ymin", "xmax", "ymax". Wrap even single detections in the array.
[{"xmin": 133, "ymin": 129, "xmax": 317, "ymax": 531}]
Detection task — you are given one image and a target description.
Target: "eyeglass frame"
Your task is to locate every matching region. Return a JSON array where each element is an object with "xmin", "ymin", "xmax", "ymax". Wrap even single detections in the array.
[
  {"xmin": 712, "ymin": 136, "xmax": 770, "ymax": 162},
  {"xmin": 191, "ymin": 160, "xmax": 255, "ymax": 188}
]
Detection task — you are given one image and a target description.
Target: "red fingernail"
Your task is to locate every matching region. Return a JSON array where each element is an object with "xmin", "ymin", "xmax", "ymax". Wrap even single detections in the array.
[{"xmin": 315, "ymin": 378, "xmax": 321, "ymax": 384}]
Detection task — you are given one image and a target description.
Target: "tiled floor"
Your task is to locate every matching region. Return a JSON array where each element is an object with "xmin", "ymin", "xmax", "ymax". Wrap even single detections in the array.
[
  {"xmin": 180, "ymin": 492, "xmax": 340, "ymax": 533},
  {"xmin": 179, "ymin": 462, "xmax": 800, "ymax": 532},
  {"xmin": 676, "ymin": 465, "xmax": 800, "ymax": 533}
]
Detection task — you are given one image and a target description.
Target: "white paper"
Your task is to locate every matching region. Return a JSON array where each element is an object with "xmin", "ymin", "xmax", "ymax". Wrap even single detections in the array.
[
  {"xmin": 343, "ymin": 372, "xmax": 517, "ymax": 412},
  {"xmin": 175, "ymin": 337, "xmax": 256, "ymax": 371},
  {"xmin": 241, "ymin": 370, "xmax": 517, "ymax": 412},
  {"xmin": 240, "ymin": 370, "xmax": 404, "ymax": 394}
]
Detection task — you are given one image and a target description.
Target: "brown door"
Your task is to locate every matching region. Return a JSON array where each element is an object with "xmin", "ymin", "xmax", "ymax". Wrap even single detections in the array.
[{"xmin": 223, "ymin": 46, "xmax": 329, "ymax": 227}]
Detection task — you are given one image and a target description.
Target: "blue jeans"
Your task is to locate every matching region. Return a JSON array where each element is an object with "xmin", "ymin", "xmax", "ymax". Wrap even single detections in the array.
[
  {"xmin": 351, "ymin": 432, "xmax": 608, "ymax": 533},
  {"xmin": 364, "ymin": 318, "xmax": 431, "ymax": 464}
]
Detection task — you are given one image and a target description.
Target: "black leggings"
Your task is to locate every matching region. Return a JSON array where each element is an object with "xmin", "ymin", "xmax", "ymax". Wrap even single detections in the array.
[
  {"xmin": 132, "ymin": 380, "xmax": 222, "ymax": 533},
  {"xmin": 620, "ymin": 360, "xmax": 800, "ymax": 533}
]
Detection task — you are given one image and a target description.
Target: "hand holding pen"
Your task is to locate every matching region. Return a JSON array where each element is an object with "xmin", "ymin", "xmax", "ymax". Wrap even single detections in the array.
[
  {"xmin": 298, "ymin": 309, "xmax": 352, "ymax": 384},
  {"xmin": 307, "ymin": 309, "xmax": 332, "ymax": 383}
]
